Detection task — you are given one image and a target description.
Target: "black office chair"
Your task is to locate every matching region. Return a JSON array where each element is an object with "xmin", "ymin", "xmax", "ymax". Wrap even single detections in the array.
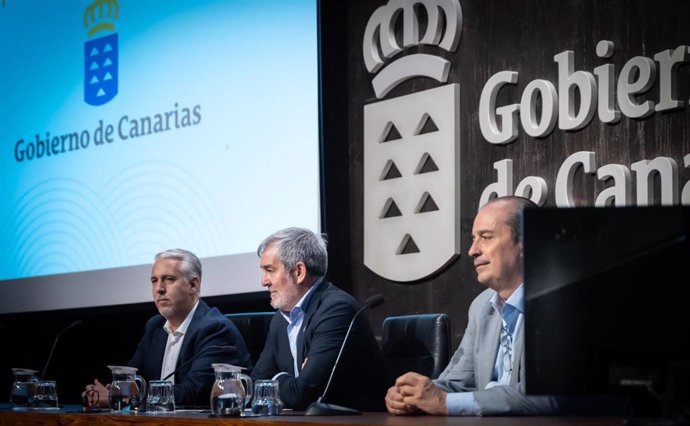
[
  {"xmin": 225, "ymin": 312, "xmax": 274, "ymax": 365},
  {"xmin": 380, "ymin": 313, "xmax": 451, "ymax": 386}
]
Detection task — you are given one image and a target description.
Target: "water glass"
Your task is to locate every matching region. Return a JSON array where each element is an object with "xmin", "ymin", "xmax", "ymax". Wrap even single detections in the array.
[
  {"xmin": 33, "ymin": 380, "xmax": 59, "ymax": 409},
  {"xmin": 146, "ymin": 380, "xmax": 175, "ymax": 413},
  {"xmin": 251, "ymin": 379, "xmax": 282, "ymax": 415}
]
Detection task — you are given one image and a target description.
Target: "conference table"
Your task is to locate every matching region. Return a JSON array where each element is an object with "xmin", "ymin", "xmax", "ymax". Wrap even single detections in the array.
[{"xmin": 0, "ymin": 406, "xmax": 626, "ymax": 426}]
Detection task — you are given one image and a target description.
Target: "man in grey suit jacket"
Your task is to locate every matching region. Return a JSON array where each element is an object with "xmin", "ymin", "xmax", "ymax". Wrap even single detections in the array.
[{"xmin": 385, "ymin": 196, "xmax": 560, "ymax": 416}]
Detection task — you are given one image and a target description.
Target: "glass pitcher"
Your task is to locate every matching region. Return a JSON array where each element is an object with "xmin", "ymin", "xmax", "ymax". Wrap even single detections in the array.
[
  {"xmin": 107, "ymin": 365, "xmax": 146, "ymax": 412},
  {"xmin": 10, "ymin": 368, "xmax": 38, "ymax": 409},
  {"xmin": 210, "ymin": 363, "xmax": 252, "ymax": 417}
]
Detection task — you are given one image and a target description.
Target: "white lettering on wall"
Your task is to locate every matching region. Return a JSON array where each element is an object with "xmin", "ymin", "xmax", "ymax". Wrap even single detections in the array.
[
  {"xmin": 478, "ymin": 71, "xmax": 519, "ymax": 144},
  {"xmin": 554, "ymin": 51, "xmax": 597, "ymax": 131},
  {"xmin": 479, "ymin": 151, "xmax": 690, "ymax": 208},
  {"xmin": 478, "ymin": 41, "xmax": 690, "ymax": 143},
  {"xmin": 596, "ymin": 164, "xmax": 631, "ymax": 207},
  {"xmin": 630, "ymin": 157, "xmax": 679, "ymax": 206},
  {"xmin": 555, "ymin": 151, "xmax": 596, "ymax": 207},
  {"xmin": 683, "ymin": 154, "xmax": 690, "ymax": 204}
]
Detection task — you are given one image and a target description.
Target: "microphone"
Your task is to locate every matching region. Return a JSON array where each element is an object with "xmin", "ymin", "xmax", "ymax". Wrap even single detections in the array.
[
  {"xmin": 161, "ymin": 345, "xmax": 236, "ymax": 381},
  {"xmin": 41, "ymin": 320, "xmax": 84, "ymax": 379},
  {"xmin": 305, "ymin": 294, "xmax": 385, "ymax": 416}
]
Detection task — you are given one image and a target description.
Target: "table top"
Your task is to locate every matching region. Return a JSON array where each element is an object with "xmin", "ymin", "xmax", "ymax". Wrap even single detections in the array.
[{"xmin": 0, "ymin": 406, "xmax": 628, "ymax": 426}]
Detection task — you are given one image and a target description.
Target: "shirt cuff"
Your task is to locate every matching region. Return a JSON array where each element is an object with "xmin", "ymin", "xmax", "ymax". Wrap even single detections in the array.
[{"xmin": 446, "ymin": 391, "xmax": 481, "ymax": 416}]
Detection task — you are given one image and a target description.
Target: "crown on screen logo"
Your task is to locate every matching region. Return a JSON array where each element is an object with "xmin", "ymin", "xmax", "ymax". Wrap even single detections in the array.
[
  {"xmin": 362, "ymin": 0, "xmax": 462, "ymax": 99},
  {"xmin": 83, "ymin": 0, "xmax": 120, "ymax": 106}
]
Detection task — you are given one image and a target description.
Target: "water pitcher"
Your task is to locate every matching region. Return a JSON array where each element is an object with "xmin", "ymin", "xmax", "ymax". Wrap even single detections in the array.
[
  {"xmin": 108, "ymin": 365, "xmax": 146, "ymax": 412},
  {"xmin": 10, "ymin": 368, "xmax": 38, "ymax": 409},
  {"xmin": 210, "ymin": 363, "xmax": 252, "ymax": 416}
]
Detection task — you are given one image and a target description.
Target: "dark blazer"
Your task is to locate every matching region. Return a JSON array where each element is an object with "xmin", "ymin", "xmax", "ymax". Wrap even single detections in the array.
[
  {"xmin": 251, "ymin": 281, "xmax": 386, "ymax": 411},
  {"xmin": 128, "ymin": 299, "xmax": 252, "ymax": 406}
]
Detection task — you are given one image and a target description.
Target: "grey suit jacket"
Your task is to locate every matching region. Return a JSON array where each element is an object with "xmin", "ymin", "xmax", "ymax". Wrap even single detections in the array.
[{"xmin": 434, "ymin": 288, "xmax": 560, "ymax": 415}]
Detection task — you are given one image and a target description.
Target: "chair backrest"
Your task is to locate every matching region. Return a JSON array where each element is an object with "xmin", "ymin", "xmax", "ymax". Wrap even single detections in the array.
[
  {"xmin": 225, "ymin": 312, "xmax": 274, "ymax": 365},
  {"xmin": 380, "ymin": 313, "xmax": 451, "ymax": 386}
]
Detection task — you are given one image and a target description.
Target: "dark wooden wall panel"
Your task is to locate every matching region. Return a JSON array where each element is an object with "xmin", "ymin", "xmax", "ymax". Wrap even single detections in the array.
[{"xmin": 323, "ymin": 0, "xmax": 690, "ymax": 349}]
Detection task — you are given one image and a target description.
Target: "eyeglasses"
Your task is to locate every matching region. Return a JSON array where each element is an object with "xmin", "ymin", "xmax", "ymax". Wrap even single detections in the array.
[{"xmin": 501, "ymin": 324, "xmax": 513, "ymax": 374}]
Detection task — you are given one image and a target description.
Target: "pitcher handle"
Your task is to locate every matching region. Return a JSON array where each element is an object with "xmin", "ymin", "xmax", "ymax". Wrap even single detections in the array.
[
  {"xmin": 135, "ymin": 375, "xmax": 147, "ymax": 398},
  {"xmin": 239, "ymin": 373, "xmax": 253, "ymax": 408}
]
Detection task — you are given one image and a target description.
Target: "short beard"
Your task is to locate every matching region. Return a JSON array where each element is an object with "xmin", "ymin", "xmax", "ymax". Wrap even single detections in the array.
[
  {"xmin": 157, "ymin": 304, "xmax": 175, "ymax": 320},
  {"xmin": 269, "ymin": 275, "xmax": 301, "ymax": 311}
]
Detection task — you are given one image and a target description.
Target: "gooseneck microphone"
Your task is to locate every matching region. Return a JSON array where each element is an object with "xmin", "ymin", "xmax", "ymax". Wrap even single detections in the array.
[
  {"xmin": 161, "ymin": 345, "xmax": 236, "ymax": 381},
  {"xmin": 305, "ymin": 294, "xmax": 385, "ymax": 416},
  {"xmin": 41, "ymin": 320, "xmax": 84, "ymax": 379}
]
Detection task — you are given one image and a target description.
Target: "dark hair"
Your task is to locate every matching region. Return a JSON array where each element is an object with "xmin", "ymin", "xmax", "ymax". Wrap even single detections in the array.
[{"xmin": 483, "ymin": 196, "xmax": 538, "ymax": 243}]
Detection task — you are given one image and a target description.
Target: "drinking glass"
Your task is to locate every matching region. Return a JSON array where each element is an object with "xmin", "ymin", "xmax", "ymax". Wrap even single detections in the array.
[
  {"xmin": 251, "ymin": 379, "xmax": 282, "ymax": 415},
  {"xmin": 33, "ymin": 380, "xmax": 59, "ymax": 409},
  {"xmin": 146, "ymin": 380, "xmax": 175, "ymax": 413}
]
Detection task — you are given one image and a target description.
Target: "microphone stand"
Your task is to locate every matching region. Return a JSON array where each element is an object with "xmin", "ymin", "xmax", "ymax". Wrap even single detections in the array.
[
  {"xmin": 305, "ymin": 294, "xmax": 384, "ymax": 416},
  {"xmin": 161, "ymin": 345, "xmax": 236, "ymax": 381},
  {"xmin": 42, "ymin": 320, "xmax": 83, "ymax": 380}
]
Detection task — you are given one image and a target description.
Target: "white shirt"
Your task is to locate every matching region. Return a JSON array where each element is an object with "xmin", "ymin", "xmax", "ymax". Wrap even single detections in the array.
[{"xmin": 160, "ymin": 300, "xmax": 200, "ymax": 383}]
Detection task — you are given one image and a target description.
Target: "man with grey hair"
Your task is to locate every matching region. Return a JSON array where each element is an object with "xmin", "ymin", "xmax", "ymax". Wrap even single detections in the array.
[
  {"xmin": 251, "ymin": 227, "xmax": 386, "ymax": 411},
  {"xmin": 83, "ymin": 249, "xmax": 252, "ymax": 408}
]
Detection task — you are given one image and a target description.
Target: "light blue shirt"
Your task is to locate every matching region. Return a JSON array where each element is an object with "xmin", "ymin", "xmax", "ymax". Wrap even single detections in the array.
[
  {"xmin": 446, "ymin": 284, "xmax": 524, "ymax": 416},
  {"xmin": 277, "ymin": 277, "xmax": 323, "ymax": 377}
]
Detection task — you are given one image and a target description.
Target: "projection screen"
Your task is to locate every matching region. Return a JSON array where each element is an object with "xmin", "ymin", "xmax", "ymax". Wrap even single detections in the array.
[{"xmin": 0, "ymin": 0, "xmax": 320, "ymax": 313}]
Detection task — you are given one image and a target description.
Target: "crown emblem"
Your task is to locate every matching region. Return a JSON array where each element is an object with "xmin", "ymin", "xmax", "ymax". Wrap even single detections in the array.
[
  {"xmin": 84, "ymin": 0, "xmax": 119, "ymax": 38},
  {"xmin": 363, "ymin": 0, "xmax": 462, "ymax": 98}
]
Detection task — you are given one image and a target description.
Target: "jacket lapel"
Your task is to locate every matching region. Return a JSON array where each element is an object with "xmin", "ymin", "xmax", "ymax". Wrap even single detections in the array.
[
  {"xmin": 150, "ymin": 324, "xmax": 169, "ymax": 378},
  {"xmin": 175, "ymin": 300, "xmax": 207, "ymax": 368},
  {"xmin": 476, "ymin": 306, "xmax": 501, "ymax": 389},
  {"xmin": 296, "ymin": 281, "xmax": 328, "ymax": 371}
]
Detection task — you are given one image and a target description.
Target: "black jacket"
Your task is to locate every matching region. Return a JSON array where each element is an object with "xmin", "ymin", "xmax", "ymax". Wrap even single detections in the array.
[
  {"xmin": 128, "ymin": 299, "xmax": 252, "ymax": 406},
  {"xmin": 251, "ymin": 281, "xmax": 386, "ymax": 411}
]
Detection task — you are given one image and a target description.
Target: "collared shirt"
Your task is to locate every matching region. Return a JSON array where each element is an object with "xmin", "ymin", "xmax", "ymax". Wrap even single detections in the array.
[
  {"xmin": 278, "ymin": 277, "xmax": 323, "ymax": 377},
  {"xmin": 446, "ymin": 284, "xmax": 524, "ymax": 416},
  {"xmin": 488, "ymin": 284, "xmax": 523, "ymax": 385},
  {"xmin": 160, "ymin": 300, "xmax": 200, "ymax": 383}
]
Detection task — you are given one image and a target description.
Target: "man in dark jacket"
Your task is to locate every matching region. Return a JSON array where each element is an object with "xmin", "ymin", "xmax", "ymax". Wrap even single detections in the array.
[
  {"xmin": 251, "ymin": 227, "xmax": 386, "ymax": 411},
  {"xmin": 83, "ymin": 249, "xmax": 252, "ymax": 407}
]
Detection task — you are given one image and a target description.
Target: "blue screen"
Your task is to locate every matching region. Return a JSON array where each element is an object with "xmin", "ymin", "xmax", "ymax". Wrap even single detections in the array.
[{"xmin": 0, "ymin": 0, "xmax": 320, "ymax": 312}]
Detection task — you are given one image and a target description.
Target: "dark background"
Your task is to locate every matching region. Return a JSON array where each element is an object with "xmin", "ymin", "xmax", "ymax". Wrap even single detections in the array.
[
  {"xmin": 3, "ymin": 0, "xmax": 690, "ymax": 404},
  {"xmin": 344, "ymin": 0, "xmax": 690, "ymax": 358}
]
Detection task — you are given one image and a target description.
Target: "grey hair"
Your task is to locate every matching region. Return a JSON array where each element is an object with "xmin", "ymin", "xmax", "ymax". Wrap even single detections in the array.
[
  {"xmin": 257, "ymin": 227, "xmax": 328, "ymax": 277},
  {"xmin": 154, "ymin": 248, "xmax": 202, "ymax": 282},
  {"xmin": 483, "ymin": 196, "xmax": 538, "ymax": 244}
]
